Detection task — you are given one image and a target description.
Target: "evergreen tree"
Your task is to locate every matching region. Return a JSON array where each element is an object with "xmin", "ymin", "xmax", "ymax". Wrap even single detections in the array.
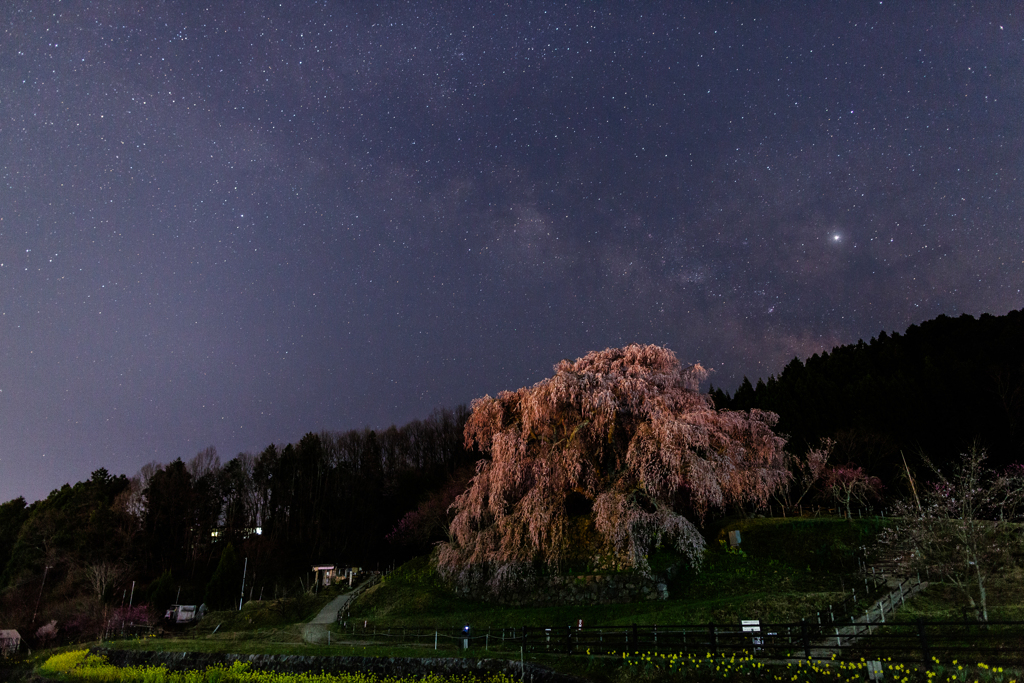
[
  {"xmin": 204, "ymin": 543, "xmax": 243, "ymax": 610},
  {"xmin": 148, "ymin": 569, "xmax": 177, "ymax": 612}
]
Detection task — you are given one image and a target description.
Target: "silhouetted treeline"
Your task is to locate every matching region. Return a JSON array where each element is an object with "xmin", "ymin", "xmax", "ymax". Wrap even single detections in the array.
[
  {"xmin": 713, "ymin": 310, "xmax": 1024, "ymax": 486},
  {"xmin": 0, "ymin": 406, "xmax": 478, "ymax": 637}
]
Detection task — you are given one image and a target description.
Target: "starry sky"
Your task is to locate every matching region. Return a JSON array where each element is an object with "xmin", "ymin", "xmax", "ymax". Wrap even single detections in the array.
[{"xmin": 1, "ymin": 2, "xmax": 1022, "ymax": 503}]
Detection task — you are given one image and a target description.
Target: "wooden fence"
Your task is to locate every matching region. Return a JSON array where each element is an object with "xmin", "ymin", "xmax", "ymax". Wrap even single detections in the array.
[{"xmin": 337, "ymin": 617, "xmax": 1024, "ymax": 665}]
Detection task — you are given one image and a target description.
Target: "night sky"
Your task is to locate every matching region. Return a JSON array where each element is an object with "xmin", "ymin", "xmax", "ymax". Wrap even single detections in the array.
[{"xmin": 2, "ymin": 2, "xmax": 1022, "ymax": 503}]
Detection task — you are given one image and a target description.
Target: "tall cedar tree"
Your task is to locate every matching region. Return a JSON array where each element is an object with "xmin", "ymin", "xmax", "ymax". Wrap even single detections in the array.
[{"xmin": 439, "ymin": 344, "xmax": 789, "ymax": 594}]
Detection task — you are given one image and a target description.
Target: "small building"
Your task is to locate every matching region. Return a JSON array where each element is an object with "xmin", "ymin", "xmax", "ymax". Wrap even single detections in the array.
[
  {"xmin": 164, "ymin": 605, "xmax": 200, "ymax": 624},
  {"xmin": 0, "ymin": 629, "xmax": 21, "ymax": 655},
  {"xmin": 312, "ymin": 565, "xmax": 338, "ymax": 587}
]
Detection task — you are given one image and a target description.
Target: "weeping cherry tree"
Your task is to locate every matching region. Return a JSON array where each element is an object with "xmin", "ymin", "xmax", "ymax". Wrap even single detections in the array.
[{"xmin": 438, "ymin": 344, "xmax": 789, "ymax": 595}]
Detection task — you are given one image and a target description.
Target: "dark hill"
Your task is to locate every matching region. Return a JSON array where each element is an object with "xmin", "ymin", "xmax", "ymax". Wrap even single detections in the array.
[{"xmin": 714, "ymin": 310, "xmax": 1024, "ymax": 484}]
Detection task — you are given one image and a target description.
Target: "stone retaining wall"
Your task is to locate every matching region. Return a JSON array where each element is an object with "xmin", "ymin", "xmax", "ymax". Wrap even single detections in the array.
[
  {"xmin": 456, "ymin": 573, "xmax": 669, "ymax": 606},
  {"xmin": 93, "ymin": 648, "xmax": 581, "ymax": 683}
]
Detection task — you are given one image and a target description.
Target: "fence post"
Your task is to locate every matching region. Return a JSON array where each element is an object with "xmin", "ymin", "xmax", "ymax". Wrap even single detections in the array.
[
  {"xmin": 708, "ymin": 623, "xmax": 717, "ymax": 654},
  {"xmin": 632, "ymin": 623, "xmax": 638, "ymax": 653},
  {"xmin": 522, "ymin": 626, "xmax": 528, "ymax": 653},
  {"xmin": 917, "ymin": 618, "xmax": 930, "ymax": 668},
  {"xmin": 801, "ymin": 619, "xmax": 811, "ymax": 659},
  {"xmin": 566, "ymin": 626, "xmax": 572, "ymax": 654}
]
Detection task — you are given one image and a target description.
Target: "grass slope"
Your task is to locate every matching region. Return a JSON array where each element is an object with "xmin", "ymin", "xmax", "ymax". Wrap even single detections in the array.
[{"xmin": 349, "ymin": 517, "xmax": 887, "ymax": 628}]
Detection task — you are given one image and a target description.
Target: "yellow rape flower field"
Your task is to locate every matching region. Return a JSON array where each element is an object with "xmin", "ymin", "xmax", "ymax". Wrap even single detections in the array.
[
  {"xmin": 614, "ymin": 650, "xmax": 1019, "ymax": 683},
  {"xmin": 40, "ymin": 648, "xmax": 1024, "ymax": 683},
  {"xmin": 39, "ymin": 649, "xmax": 519, "ymax": 683}
]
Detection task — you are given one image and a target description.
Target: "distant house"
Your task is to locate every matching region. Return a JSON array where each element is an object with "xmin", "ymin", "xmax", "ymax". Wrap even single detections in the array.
[{"xmin": 0, "ymin": 629, "xmax": 21, "ymax": 655}]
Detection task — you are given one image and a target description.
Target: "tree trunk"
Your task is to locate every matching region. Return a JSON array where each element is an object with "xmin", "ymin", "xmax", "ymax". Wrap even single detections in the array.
[{"xmin": 974, "ymin": 561, "xmax": 988, "ymax": 622}]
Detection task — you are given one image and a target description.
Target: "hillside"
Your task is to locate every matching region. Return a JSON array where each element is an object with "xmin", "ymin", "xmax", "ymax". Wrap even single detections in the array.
[
  {"xmin": 348, "ymin": 517, "xmax": 887, "ymax": 628},
  {"xmin": 714, "ymin": 310, "xmax": 1024, "ymax": 484}
]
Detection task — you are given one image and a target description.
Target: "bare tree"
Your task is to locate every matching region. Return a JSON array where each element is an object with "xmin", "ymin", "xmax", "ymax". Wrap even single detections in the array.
[
  {"xmin": 777, "ymin": 438, "xmax": 834, "ymax": 508},
  {"xmin": 116, "ymin": 461, "xmax": 161, "ymax": 523},
  {"xmin": 188, "ymin": 446, "xmax": 221, "ymax": 480},
  {"xmin": 114, "ymin": 476, "xmax": 145, "ymax": 522},
  {"xmin": 83, "ymin": 561, "xmax": 126, "ymax": 601},
  {"xmin": 822, "ymin": 464, "xmax": 883, "ymax": 518},
  {"xmin": 439, "ymin": 344, "xmax": 789, "ymax": 595},
  {"xmin": 137, "ymin": 461, "xmax": 161, "ymax": 488},
  {"xmin": 883, "ymin": 446, "xmax": 1023, "ymax": 622}
]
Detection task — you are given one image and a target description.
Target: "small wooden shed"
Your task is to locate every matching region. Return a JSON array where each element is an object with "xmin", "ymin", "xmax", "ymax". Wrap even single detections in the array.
[{"xmin": 0, "ymin": 629, "xmax": 21, "ymax": 655}]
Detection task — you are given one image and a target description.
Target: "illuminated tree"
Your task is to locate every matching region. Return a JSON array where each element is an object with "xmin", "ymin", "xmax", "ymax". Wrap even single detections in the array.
[{"xmin": 438, "ymin": 344, "xmax": 789, "ymax": 594}]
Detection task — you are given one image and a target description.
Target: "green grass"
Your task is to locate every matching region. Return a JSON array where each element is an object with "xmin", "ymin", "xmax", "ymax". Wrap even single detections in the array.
[
  {"xmin": 704, "ymin": 515, "xmax": 888, "ymax": 574},
  {"xmin": 185, "ymin": 587, "xmax": 344, "ymax": 635},
  {"xmin": 105, "ymin": 636, "xmax": 440, "ymax": 658},
  {"xmin": 893, "ymin": 574, "xmax": 1024, "ymax": 622},
  {"xmin": 347, "ymin": 517, "xmax": 886, "ymax": 629}
]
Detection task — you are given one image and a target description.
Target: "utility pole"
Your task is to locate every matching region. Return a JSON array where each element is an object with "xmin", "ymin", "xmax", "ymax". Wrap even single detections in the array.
[
  {"xmin": 239, "ymin": 557, "xmax": 248, "ymax": 611},
  {"xmin": 902, "ymin": 451, "xmax": 922, "ymax": 512},
  {"xmin": 32, "ymin": 565, "xmax": 52, "ymax": 624}
]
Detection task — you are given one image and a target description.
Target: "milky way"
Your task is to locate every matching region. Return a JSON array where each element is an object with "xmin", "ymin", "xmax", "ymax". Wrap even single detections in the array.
[{"xmin": 1, "ymin": 2, "xmax": 1022, "ymax": 502}]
